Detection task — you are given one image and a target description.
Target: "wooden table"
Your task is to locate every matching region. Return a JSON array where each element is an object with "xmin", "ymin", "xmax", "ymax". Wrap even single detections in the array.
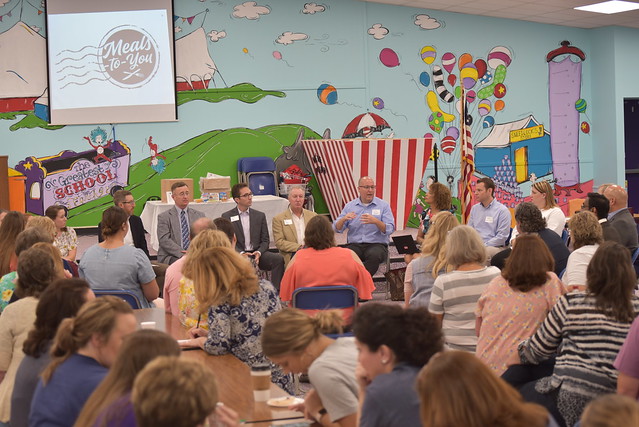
[{"xmin": 133, "ymin": 309, "xmax": 306, "ymax": 425}]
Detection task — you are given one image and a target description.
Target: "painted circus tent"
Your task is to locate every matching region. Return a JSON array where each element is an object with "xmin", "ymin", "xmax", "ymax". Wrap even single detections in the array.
[{"xmin": 0, "ymin": 0, "xmax": 610, "ymax": 227}]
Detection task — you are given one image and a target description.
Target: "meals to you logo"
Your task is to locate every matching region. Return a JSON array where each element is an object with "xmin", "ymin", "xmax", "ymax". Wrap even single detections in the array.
[{"xmin": 98, "ymin": 25, "xmax": 160, "ymax": 88}]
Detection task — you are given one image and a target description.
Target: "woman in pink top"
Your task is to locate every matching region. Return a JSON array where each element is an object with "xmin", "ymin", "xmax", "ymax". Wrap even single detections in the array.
[
  {"xmin": 476, "ymin": 234, "xmax": 566, "ymax": 375},
  {"xmin": 279, "ymin": 216, "xmax": 374, "ymax": 319}
]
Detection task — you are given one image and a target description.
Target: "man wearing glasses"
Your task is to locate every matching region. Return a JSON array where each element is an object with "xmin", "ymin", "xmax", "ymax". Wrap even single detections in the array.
[
  {"xmin": 157, "ymin": 181, "xmax": 205, "ymax": 264},
  {"xmin": 334, "ymin": 176, "xmax": 395, "ymax": 277},
  {"xmin": 222, "ymin": 183, "xmax": 285, "ymax": 289}
]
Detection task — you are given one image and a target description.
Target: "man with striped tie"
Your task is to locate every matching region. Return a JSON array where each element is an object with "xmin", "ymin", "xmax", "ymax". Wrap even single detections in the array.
[{"xmin": 157, "ymin": 181, "xmax": 205, "ymax": 265}]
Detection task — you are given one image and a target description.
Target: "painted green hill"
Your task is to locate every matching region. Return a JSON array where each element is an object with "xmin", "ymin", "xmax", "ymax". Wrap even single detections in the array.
[
  {"xmin": 67, "ymin": 123, "xmax": 326, "ymax": 227},
  {"xmin": 176, "ymin": 83, "xmax": 285, "ymax": 106}
]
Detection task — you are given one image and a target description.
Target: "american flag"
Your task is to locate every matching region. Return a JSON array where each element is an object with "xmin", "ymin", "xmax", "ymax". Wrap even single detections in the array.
[
  {"xmin": 460, "ymin": 89, "xmax": 475, "ymax": 224},
  {"xmin": 300, "ymin": 138, "xmax": 432, "ymax": 230}
]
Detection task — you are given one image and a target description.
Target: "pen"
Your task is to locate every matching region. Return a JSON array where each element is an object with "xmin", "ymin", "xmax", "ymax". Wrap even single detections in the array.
[{"xmin": 196, "ymin": 314, "xmax": 201, "ymax": 329}]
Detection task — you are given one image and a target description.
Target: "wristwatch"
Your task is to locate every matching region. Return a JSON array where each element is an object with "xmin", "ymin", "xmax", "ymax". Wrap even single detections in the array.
[{"xmin": 315, "ymin": 407, "xmax": 327, "ymax": 421}]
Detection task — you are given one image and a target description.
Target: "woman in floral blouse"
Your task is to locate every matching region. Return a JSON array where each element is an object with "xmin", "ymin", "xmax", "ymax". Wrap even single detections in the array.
[
  {"xmin": 45, "ymin": 205, "xmax": 77, "ymax": 262},
  {"xmin": 179, "ymin": 246, "xmax": 293, "ymax": 393}
]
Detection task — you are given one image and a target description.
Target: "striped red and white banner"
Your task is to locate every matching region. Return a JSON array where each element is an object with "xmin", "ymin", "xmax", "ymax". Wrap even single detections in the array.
[{"xmin": 301, "ymin": 138, "xmax": 432, "ymax": 230}]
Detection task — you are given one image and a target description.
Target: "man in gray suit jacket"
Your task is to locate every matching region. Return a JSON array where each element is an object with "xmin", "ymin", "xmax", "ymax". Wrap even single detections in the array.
[
  {"xmin": 157, "ymin": 181, "xmax": 205, "ymax": 265},
  {"xmin": 221, "ymin": 183, "xmax": 284, "ymax": 289},
  {"xmin": 604, "ymin": 185, "xmax": 638, "ymax": 253}
]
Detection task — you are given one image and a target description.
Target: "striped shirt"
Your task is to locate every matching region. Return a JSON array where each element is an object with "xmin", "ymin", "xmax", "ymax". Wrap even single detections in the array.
[
  {"xmin": 429, "ymin": 266, "xmax": 501, "ymax": 352},
  {"xmin": 519, "ymin": 292, "xmax": 639, "ymax": 399}
]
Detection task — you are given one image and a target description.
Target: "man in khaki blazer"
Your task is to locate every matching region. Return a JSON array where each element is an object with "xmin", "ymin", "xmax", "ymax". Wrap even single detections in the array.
[{"xmin": 272, "ymin": 185, "xmax": 317, "ymax": 266}]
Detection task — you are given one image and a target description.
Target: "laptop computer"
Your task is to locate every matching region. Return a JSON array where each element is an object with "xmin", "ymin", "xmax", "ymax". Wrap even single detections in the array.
[{"xmin": 391, "ymin": 235, "xmax": 420, "ymax": 255}]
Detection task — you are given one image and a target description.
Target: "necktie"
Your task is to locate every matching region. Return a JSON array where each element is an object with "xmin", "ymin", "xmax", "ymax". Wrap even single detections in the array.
[{"xmin": 180, "ymin": 210, "xmax": 190, "ymax": 250}]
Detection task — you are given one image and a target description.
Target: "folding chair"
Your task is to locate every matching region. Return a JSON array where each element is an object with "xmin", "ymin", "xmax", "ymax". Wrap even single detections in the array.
[
  {"xmin": 292, "ymin": 285, "xmax": 359, "ymax": 311},
  {"xmin": 93, "ymin": 289, "xmax": 142, "ymax": 309},
  {"xmin": 237, "ymin": 157, "xmax": 278, "ymax": 196}
]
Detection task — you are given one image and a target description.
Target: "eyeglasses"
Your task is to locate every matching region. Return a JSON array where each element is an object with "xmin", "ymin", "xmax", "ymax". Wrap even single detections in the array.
[
  {"xmin": 122, "ymin": 200, "xmax": 135, "ymax": 204},
  {"xmin": 359, "ymin": 186, "xmax": 376, "ymax": 190},
  {"xmin": 174, "ymin": 191, "xmax": 189, "ymax": 197},
  {"xmin": 240, "ymin": 193, "xmax": 253, "ymax": 198}
]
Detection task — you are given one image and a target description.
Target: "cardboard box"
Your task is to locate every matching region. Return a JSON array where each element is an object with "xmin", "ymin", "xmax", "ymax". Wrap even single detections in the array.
[
  {"xmin": 160, "ymin": 178, "xmax": 194, "ymax": 203},
  {"xmin": 200, "ymin": 176, "xmax": 231, "ymax": 193}
]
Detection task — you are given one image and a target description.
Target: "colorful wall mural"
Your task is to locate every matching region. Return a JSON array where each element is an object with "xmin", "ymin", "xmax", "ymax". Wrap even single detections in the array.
[{"xmin": 1, "ymin": 0, "xmax": 633, "ymax": 228}]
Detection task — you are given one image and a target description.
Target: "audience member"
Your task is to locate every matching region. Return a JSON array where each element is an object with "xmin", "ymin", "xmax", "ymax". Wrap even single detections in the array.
[
  {"xmin": 272, "ymin": 185, "xmax": 317, "ymax": 267},
  {"xmin": 262, "ymin": 308, "xmax": 357, "ymax": 427},
  {"xmin": 333, "ymin": 176, "xmax": 395, "ymax": 277},
  {"xmin": 0, "ymin": 210, "xmax": 7, "ymax": 225},
  {"xmin": 614, "ymin": 315, "xmax": 639, "ymax": 399},
  {"xmin": 156, "ymin": 181, "xmax": 205, "ymax": 265},
  {"xmin": 580, "ymin": 394, "xmax": 639, "ymax": 427},
  {"xmin": 10, "ymin": 278, "xmax": 93, "ymax": 427},
  {"xmin": 597, "ymin": 183, "xmax": 614, "ymax": 195},
  {"xmin": 0, "ymin": 246, "xmax": 57, "ymax": 425},
  {"xmin": 476, "ymin": 235, "xmax": 566, "ymax": 376},
  {"xmin": 581, "ymin": 192, "xmax": 622, "ymax": 243},
  {"xmin": 0, "ymin": 228, "xmax": 50, "ymax": 313},
  {"xmin": 181, "ymin": 246, "xmax": 293, "ymax": 393},
  {"xmin": 529, "ymin": 180, "xmax": 566, "ymax": 236},
  {"xmin": 99, "ymin": 190, "xmax": 169, "ymax": 289},
  {"xmin": 163, "ymin": 217, "xmax": 217, "ymax": 317},
  {"xmin": 213, "ymin": 217, "xmax": 237, "ymax": 245},
  {"xmin": 518, "ymin": 241, "xmax": 639, "ymax": 427},
  {"xmin": 603, "ymin": 184, "xmax": 638, "ymax": 252},
  {"xmin": 45, "ymin": 205, "xmax": 77, "ymax": 262},
  {"xmin": 564, "ymin": 211, "xmax": 603, "ymax": 290},
  {"xmin": 222, "ymin": 183, "xmax": 285, "ymax": 289},
  {"xmin": 429, "ymin": 225, "xmax": 500, "ymax": 352},
  {"xmin": 468, "ymin": 177, "xmax": 511, "ymax": 260},
  {"xmin": 29, "ymin": 296, "xmax": 136, "ymax": 427},
  {"xmin": 74, "ymin": 330, "xmax": 180, "ymax": 427},
  {"xmin": 417, "ymin": 351, "xmax": 554, "ymax": 427},
  {"xmin": 0, "ymin": 211, "xmax": 26, "ymax": 277},
  {"xmin": 279, "ymin": 216, "xmax": 374, "ymax": 317},
  {"xmin": 80, "ymin": 206, "xmax": 159, "ymax": 308},
  {"xmin": 177, "ymin": 230, "xmax": 231, "ymax": 328},
  {"xmin": 404, "ymin": 211, "xmax": 459, "ymax": 308},
  {"xmin": 24, "ymin": 216, "xmax": 56, "ymax": 242},
  {"xmin": 132, "ymin": 356, "xmax": 239, "ymax": 427},
  {"xmin": 491, "ymin": 202, "xmax": 570, "ymax": 275},
  {"xmin": 416, "ymin": 182, "xmax": 453, "ymax": 245},
  {"xmin": 353, "ymin": 303, "xmax": 443, "ymax": 427}
]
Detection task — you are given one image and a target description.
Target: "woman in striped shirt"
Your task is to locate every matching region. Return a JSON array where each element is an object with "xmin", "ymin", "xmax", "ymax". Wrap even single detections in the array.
[{"xmin": 518, "ymin": 241, "xmax": 639, "ymax": 427}]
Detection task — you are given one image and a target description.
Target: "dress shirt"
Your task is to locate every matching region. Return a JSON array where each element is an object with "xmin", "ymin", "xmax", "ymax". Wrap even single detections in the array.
[
  {"xmin": 239, "ymin": 208, "xmax": 253, "ymax": 251},
  {"xmin": 333, "ymin": 197, "xmax": 395, "ymax": 244},
  {"xmin": 468, "ymin": 198, "xmax": 511, "ymax": 247},
  {"xmin": 608, "ymin": 207, "xmax": 624, "ymax": 220},
  {"xmin": 290, "ymin": 208, "xmax": 306, "ymax": 246},
  {"xmin": 123, "ymin": 218, "xmax": 134, "ymax": 247}
]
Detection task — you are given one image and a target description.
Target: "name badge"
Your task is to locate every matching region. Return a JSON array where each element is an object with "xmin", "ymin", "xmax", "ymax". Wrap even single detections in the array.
[
  {"xmin": 283, "ymin": 219, "xmax": 293, "ymax": 225},
  {"xmin": 372, "ymin": 209, "xmax": 381, "ymax": 216},
  {"xmin": 230, "ymin": 215, "xmax": 240, "ymax": 222},
  {"xmin": 485, "ymin": 216, "xmax": 494, "ymax": 223}
]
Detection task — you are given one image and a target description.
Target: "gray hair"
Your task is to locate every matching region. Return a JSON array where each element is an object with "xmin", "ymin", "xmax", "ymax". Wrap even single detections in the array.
[
  {"xmin": 514, "ymin": 202, "xmax": 546, "ymax": 233},
  {"xmin": 444, "ymin": 225, "xmax": 486, "ymax": 267}
]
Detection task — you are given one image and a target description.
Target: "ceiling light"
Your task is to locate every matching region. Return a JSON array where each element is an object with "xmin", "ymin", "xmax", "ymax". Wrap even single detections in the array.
[{"xmin": 575, "ymin": 0, "xmax": 639, "ymax": 14}]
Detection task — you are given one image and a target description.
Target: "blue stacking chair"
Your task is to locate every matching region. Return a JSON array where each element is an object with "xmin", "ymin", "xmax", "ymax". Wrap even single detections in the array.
[
  {"xmin": 237, "ymin": 157, "xmax": 278, "ymax": 196},
  {"xmin": 292, "ymin": 285, "xmax": 359, "ymax": 311},
  {"xmin": 561, "ymin": 228, "xmax": 570, "ymax": 246},
  {"xmin": 93, "ymin": 289, "xmax": 142, "ymax": 309}
]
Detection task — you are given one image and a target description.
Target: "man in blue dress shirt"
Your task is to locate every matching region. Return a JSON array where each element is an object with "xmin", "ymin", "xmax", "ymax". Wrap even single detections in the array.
[
  {"xmin": 333, "ymin": 176, "xmax": 395, "ymax": 276},
  {"xmin": 468, "ymin": 177, "xmax": 512, "ymax": 260}
]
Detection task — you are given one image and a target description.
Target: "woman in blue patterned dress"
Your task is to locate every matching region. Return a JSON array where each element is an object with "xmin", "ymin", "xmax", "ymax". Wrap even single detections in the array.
[{"xmin": 179, "ymin": 246, "xmax": 293, "ymax": 393}]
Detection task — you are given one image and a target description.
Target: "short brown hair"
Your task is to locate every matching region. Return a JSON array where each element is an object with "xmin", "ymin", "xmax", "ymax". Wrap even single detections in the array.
[
  {"xmin": 477, "ymin": 177, "xmax": 496, "ymax": 196},
  {"xmin": 16, "ymin": 246, "xmax": 57, "ymax": 298},
  {"xmin": 581, "ymin": 394, "xmax": 639, "ymax": 427},
  {"xmin": 304, "ymin": 216, "xmax": 335, "ymax": 250},
  {"xmin": 213, "ymin": 217, "xmax": 235, "ymax": 243},
  {"xmin": 15, "ymin": 227, "xmax": 52, "ymax": 256},
  {"xmin": 100, "ymin": 206, "xmax": 128, "ymax": 237},
  {"xmin": 133, "ymin": 356, "xmax": 218, "ymax": 427},
  {"xmin": 170, "ymin": 181, "xmax": 188, "ymax": 193},
  {"xmin": 113, "ymin": 190, "xmax": 132, "ymax": 206},
  {"xmin": 231, "ymin": 183, "xmax": 249, "ymax": 199},
  {"xmin": 568, "ymin": 211, "xmax": 603, "ymax": 249},
  {"xmin": 428, "ymin": 182, "xmax": 452, "ymax": 211},
  {"xmin": 502, "ymin": 235, "xmax": 555, "ymax": 292}
]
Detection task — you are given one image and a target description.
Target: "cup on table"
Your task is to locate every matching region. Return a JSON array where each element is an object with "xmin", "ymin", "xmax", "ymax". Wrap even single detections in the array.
[
  {"xmin": 140, "ymin": 321, "xmax": 156, "ymax": 330},
  {"xmin": 251, "ymin": 364, "xmax": 271, "ymax": 401}
]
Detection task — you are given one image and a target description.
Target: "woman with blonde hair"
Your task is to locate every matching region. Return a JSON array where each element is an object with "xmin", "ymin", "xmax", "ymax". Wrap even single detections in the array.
[
  {"xmin": 404, "ymin": 211, "xmax": 459, "ymax": 307},
  {"xmin": 180, "ymin": 246, "xmax": 293, "ymax": 393},
  {"xmin": 530, "ymin": 180, "xmax": 566, "ymax": 236},
  {"xmin": 0, "ymin": 247, "xmax": 58, "ymax": 426},
  {"xmin": 580, "ymin": 394, "xmax": 639, "ymax": 427},
  {"xmin": 262, "ymin": 308, "xmax": 358, "ymax": 427},
  {"xmin": 417, "ymin": 351, "xmax": 553, "ymax": 427},
  {"xmin": 74, "ymin": 329, "xmax": 181, "ymax": 427},
  {"xmin": 564, "ymin": 211, "xmax": 603, "ymax": 290},
  {"xmin": 29, "ymin": 296, "xmax": 137, "ymax": 426},
  {"xmin": 476, "ymin": 235, "xmax": 566, "ymax": 376},
  {"xmin": 176, "ymin": 229, "xmax": 231, "ymax": 328},
  {"xmin": 428, "ymin": 225, "xmax": 500, "ymax": 352},
  {"xmin": 25, "ymin": 216, "xmax": 56, "ymax": 242}
]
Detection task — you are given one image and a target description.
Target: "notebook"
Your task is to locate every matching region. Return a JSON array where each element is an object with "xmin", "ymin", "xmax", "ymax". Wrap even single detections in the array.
[{"xmin": 391, "ymin": 235, "xmax": 419, "ymax": 255}]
